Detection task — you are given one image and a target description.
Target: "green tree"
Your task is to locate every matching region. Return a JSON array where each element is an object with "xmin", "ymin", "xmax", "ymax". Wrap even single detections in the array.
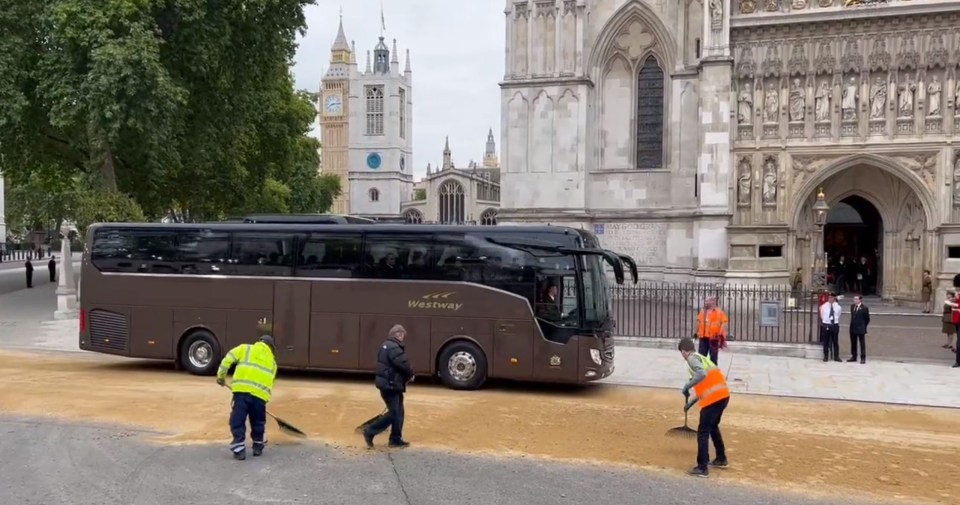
[{"xmin": 0, "ymin": 0, "xmax": 317, "ymax": 227}]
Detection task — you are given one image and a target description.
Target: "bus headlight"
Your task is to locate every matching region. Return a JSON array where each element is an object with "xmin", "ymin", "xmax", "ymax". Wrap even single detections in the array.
[{"xmin": 590, "ymin": 348, "xmax": 602, "ymax": 365}]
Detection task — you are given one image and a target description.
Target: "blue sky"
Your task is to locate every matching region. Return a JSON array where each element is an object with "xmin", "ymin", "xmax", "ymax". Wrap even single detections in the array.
[{"xmin": 293, "ymin": 0, "xmax": 505, "ymax": 179}]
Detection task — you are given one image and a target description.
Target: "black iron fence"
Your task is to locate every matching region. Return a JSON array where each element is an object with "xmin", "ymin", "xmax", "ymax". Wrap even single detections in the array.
[{"xmin": 608, "ymin": 282, "xmax": 821, "ymax": 345}]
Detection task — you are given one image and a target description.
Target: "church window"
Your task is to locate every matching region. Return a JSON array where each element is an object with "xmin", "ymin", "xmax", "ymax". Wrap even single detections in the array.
[
  {"xmin": 365, "ymin": 86, "xmax": 384, "ymax": 135},
  {"xmin": 403, "ymin": 209, "xmax": 423, "ymax": 224},
  {"xmin": 369, "ymin": 188, "xmax": 380, "ymax": 202},
  {"xmin": 399, "ymin": 88, "xmax": 406, "ymax": 139},
  {"xmin": 438, "ymin": 180, "xmax": 465, "ymax": 224},
  {"xmin": 480, "ymin": 208, "xmax": 498, "ymax": 226},
  {"xmin": 635, "ymin": 56, "xmax": 664, "ymax": 169}
]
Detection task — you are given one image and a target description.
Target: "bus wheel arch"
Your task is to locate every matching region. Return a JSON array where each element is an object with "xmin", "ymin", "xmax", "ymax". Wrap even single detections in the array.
[
  {"xmin": 436, "ymin": 337, "xmax": 488, "ymax": 390},
  {"xmin": 177, "ymin": 327, "xmax": 222, "ymax": 376}
]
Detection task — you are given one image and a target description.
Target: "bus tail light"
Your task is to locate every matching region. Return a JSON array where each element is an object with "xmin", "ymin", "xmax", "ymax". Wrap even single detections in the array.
[{"xmin": 79, "ymin": 308, "xmax": 87, "ymax": 334}]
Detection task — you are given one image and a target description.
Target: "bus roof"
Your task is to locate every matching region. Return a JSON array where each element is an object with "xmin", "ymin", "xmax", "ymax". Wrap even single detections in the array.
[{"xmin": 87, "ymin": 222, "xmax": 583, "ymax": 236}]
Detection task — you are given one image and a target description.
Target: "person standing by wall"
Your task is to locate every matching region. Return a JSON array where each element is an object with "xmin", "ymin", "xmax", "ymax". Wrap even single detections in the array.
[
  {"xmin": 921, "ymin": 270, "xmax": 933, "ymax": 313},
  {"xmin": 695, "ymin": 296, "xmax": 728, "ymax": 366},
  {"xmin": 47, "ymin": 256, "xmax": 57, "ymax": 282},
  {"xmin": 819, "ymin": 292, "xmax": 842, "ymax": 362},
  {"xmin": 847, "ymin": 295, "xmax": 870, "ymax": 364},
  {"xmin": 942, "ymin": 290, "xmax": 957, "ymax": 354},
  {"xmin": 362, "ymin": 324, "xmax": 414, "ymax": 449},
  {"xmin": 25, "ymin": 259, "xmax": 33, "ymax": 288}
]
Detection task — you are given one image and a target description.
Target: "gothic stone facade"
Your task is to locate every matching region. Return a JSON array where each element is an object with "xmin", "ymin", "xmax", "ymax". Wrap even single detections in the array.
[{"xmin": 499, "ymin": 0, "xmax": 960, "ymax": 302}]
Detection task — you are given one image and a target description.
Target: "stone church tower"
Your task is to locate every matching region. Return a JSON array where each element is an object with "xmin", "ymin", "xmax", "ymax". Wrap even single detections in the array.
[{"xmin": 320, "ymin": 16, "xmax": 414, "ymax": 218}]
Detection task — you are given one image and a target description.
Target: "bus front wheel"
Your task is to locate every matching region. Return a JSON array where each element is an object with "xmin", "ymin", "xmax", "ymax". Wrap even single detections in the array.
[
  {"xmin": 179, "ymin": 330, "xmax": 221, "ymax": 376},
  {"xmin": 437, "ymin": 340, "xmax": 488, "ymax": 390}
]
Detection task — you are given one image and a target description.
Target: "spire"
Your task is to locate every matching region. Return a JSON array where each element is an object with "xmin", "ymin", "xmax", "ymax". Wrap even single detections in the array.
[
  {"xmin": 373, "ymin": 36, "xmax": 390, "ymax": 73},
  {"xmin": 332, "ymin": 10, "xmax": 350, "ymax": 52},
  {"xmin": 391, "ymin": 39, "xmax": 399, "ymax": 65},
  {"xmin": 485, "ymin": 128, "xmax": 496, "ymax": 157},
  {"xmin": 350, "ymin": 41, "xmax": 356, "ymax": 64},
  {"xmin": 404, "ymin": 48, "xmax": 411, "ymax": 73},
  {"xmin": 442, "ymin": 137, "xmax": 452, "ymax": 170},
  {"xmin": 365, "ymin": 50, "xmax": 371, "ymax": 73}
]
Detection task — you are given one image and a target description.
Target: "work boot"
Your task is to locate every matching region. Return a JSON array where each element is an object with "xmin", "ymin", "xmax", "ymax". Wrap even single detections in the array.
[
  {"xmin": 860, "ymin": 358, "xmax": 866, "ymax": 364},
  {"xmin": 688, "ymin": 466, "xmax": 709, "ymax": 478},
  {"xmin": 709, "ymin": 458, "xmax": 729, "ymax": 468},
  {"xmin": 362, "ymin": 430, "xmax": 374, "ymax": 449},
  {"xmin": 388, "ymin": 439, "xmax": 410, "ymax": 449},
  {"xmin": 846, "ymin": 357, "xmax": 857, "ymax": 363},
  {"xmin": 952, "ymin": 363, "xmax": 959, "ymax": 368},
  {"xmin": 233, "ymin": 450, "xmax": 246, "ymax": 461},
  {"xmin": 252, "ymin": 446, "xmax": 263, "ymax": 457}
]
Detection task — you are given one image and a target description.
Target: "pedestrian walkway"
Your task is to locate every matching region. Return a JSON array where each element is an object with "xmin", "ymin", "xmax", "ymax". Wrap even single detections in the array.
[{"xmin": 603, "ymin": 346, "xmax": 960, "ymax": 409}]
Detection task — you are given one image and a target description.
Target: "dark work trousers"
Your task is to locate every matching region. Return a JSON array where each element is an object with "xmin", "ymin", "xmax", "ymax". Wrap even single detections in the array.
[
  {"xmin": 821, "ymin": 324, "xmax": 840, "ymax": 361},
  {"xmin": 229, "ymin": 392, "xmax": 267, "ymax": 454},
  {"xmin": 364, "ymin": 389, "xmax": 405, "ymax": 443},
  {"xmin": 697, "ymin": 338, "xmax": 719, "ymax": 366},
  {"xmin": 849, "ymin": 331, "xmax": 866, "ymax": 360},
  {"xmin": 696, "ymin": 396, "xmax": 729, "ymax": 471}
]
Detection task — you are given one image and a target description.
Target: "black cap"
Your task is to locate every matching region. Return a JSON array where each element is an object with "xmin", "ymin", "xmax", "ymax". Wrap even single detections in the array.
[{"xmin": 258, "ymin": 335, "xmax": 275, "ymax": 349}]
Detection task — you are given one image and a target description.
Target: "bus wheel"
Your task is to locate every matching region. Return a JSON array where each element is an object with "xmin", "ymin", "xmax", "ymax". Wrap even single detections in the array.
[
  {"xmin": 179, "ymin": 330, "xmax": 221, "ymax": 376},
  {"xmin": 438, "ymin": 341, "xmax": 487, "ymax": 390}
]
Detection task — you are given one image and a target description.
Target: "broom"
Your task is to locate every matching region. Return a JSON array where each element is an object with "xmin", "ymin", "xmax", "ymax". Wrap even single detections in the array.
[{"xmin": 220, "ymin": 383, "xmax": 307, "ymax": 438}]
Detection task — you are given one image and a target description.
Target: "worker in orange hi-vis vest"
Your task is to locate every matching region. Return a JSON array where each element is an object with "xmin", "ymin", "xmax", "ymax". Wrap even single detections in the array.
[
  {"xmin": 679, "ymin": 337, "xmax": 731, "ymax": 478},
  {"xmin": 695, "ymin": 296, "xmax": 728, "ymax": 366}
]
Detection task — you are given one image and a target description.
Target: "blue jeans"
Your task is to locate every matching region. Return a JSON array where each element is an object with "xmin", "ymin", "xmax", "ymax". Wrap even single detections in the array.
[
  {"xmin": 364, "ymin": 389, "xmax": 405, "ymax": 443},
  {"xmin": 229, "ymin": 392, "xmax": 266, "ymax": 453}
]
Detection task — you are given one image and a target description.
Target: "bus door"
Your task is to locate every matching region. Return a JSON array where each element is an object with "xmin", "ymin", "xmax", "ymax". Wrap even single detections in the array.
[{"xmin": 272, "ymin": 281, "xmax": 311, "ymax": 367}]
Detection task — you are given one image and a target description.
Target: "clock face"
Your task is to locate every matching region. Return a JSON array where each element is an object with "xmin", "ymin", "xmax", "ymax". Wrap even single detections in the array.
[
  {"xmin": 366, "ymin": 152, "xmax": 382, "ymax": 169},
  {"xmin": 324, "ymin": 94, "xmax": 342, "ymax": 115}
]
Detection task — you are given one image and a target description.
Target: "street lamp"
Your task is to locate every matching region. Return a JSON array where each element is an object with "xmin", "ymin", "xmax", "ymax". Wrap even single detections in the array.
[{"xmin": 811, "ymin": 188, "xmax": 830, "ymax": 291}]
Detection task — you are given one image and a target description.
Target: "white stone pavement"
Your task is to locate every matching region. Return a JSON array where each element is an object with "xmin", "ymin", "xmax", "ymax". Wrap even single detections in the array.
[
  {"xmin": 5, "ymin": 312, "xmax": 959, "ymax": 409},
  {"xmin": 603, "ymin": 346, "xmax": 960, "ymax": 409}
]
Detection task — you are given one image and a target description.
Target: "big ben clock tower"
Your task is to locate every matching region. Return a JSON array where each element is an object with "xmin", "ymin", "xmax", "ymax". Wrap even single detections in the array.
[{"xmin": 320, "ymin": 15, "xmax": 354, "ymax": 214}]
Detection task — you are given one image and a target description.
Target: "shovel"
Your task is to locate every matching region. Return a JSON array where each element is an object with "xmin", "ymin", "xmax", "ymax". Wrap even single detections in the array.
[
  {"xmin": 220, "ymin": 383, "xmax": 307, "ymax": 438},
  {"xmin": 666, "ymin": 399, "xmax": 697, "ymax": 437}
]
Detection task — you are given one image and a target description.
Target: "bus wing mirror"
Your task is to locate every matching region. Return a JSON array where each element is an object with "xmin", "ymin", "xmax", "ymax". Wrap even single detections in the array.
[
  {"xmin": 555, "ymin": 247, "xmax": 625, "ymax": 285},
  {"xmin": 616, "ymin": 254, "xmax": 638, "ymax": 284}
]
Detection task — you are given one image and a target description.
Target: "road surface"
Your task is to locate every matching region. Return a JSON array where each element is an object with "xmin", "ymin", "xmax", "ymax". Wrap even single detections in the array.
[{"xmin": 1, "ymin": 350, "xmax": 955, "ymax": 504}]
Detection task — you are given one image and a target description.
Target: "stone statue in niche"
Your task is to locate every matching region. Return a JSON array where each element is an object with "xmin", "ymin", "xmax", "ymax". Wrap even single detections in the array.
[
  {"xmin": 869, "ymin": 77, "xmax": 886, "ymax": 120},
  {"xmin": 765, "ymin": 0, "xmax": 780, "ymax": 11},
  {"xmin": 953, "ymin": 157, "xmax": 960, "ymax": 202},
  {"xmin": 738, "ymin": 82, "xmax": 754, "ymax": 125},
  {"xmin": 762, "ymin": 158, "xmax": 778, "ymax": 205},
  {"xmin": 898, "ymin": 75, "xmax": 916, "ymax": 118},
  {"xmin": 792, "ymin": 0, "xmax": 808, "ymax": 9},
  {"xmin": 709, "ymin": 0, "xmax": 723, "ymax": 30},
  {"xmin": 927, "ymin": 75, "xmax": 943, "ymax": 117},
  {"xmin": 789, "ymin": 78, "xmax": 805, "ymax": 122},
  {"xmin": 815, "ymin": 81, "xmax": 831, "ymax": 121},
  {"xmin": 739, "ymin": 0, "xmax": 756, "ymax": 15},
  {"xmin": 955, "ymin": 80, "xmax": 960, "ymax": 113},
  {"xmin": 819, "ymin": 0, "xmax": 834, "ymax": 7},
  {"xmin": 841, "ymin": 76, "xmax": 858, "ymax": 121},
  {"xmin": 737, "ymin": 158, "xmax": 752, "ymax": 205},
  {"xmin": 764, "ymin": 82, "xmax": 780, "ymax": 123}
]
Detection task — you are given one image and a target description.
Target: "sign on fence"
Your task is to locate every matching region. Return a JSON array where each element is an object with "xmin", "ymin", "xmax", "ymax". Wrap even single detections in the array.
[{"xmin": 759, "ymin": 300, "xmax": 780, "ymax": 327}]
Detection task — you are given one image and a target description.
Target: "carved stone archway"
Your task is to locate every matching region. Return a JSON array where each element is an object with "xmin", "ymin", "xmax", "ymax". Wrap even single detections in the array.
[{"xmin": 789, "ymin": 155, "xmax": 934, "ymax": 301}]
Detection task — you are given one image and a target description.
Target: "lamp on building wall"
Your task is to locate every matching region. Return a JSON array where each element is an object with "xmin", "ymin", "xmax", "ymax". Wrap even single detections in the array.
[{"xmin": 811, "ymin": 188, "xmax": 830, "ymax": 292}]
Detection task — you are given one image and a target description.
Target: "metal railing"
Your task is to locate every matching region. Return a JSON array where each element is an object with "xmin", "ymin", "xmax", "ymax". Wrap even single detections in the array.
[{"xmin": 607, "ymin": 281, "xmax": 820, "ymax": 344}]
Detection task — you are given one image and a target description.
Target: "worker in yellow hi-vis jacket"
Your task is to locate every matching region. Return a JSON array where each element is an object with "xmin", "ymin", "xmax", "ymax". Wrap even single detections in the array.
[{"xmin": 217, "ymin": 318, "xmax": 278, "ymax": 461}]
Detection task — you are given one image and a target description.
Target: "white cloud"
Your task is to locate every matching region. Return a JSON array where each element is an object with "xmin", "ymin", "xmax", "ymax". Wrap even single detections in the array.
[{"xmin": 293, "ymin": 0, "xmax": 505, "ymax": 180}]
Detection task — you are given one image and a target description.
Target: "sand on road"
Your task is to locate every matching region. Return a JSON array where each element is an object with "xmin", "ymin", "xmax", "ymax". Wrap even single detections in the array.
[{"xmin": 2, "ymin": 350, "xmax": 958, "ymax": 504}]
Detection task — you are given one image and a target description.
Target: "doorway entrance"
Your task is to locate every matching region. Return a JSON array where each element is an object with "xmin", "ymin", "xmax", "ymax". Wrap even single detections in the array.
[{"xmin": 823, "ymin": 195, "xmax": 883, "ymax": 296}]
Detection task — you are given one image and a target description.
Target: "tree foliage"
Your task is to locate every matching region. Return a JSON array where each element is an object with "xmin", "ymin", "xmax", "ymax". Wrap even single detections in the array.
[{"xmin": 0, "ymin": 0, "xmax": 336, "ymax": 234}]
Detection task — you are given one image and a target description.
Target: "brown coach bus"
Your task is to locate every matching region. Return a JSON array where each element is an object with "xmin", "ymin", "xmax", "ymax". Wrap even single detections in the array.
[{"xmin": 78, "ymin": 222, "xmax": 638, "ymax": 390}]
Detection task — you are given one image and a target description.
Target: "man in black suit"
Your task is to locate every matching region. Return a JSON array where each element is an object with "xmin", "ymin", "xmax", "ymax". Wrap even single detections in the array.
[{"xmin": 847, "ymin": 294, "xmax": 870, "ymax": 364}]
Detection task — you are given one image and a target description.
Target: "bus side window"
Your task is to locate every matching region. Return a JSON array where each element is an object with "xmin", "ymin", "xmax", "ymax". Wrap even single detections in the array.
[
  {"xmin": 229, "ymin": 232, "xmax": 295, "ymax": 277},
  {"xmin": 360, "ymin": 233, "xmax": 435, "ymax": 280},
  {"xmin": 175, "ymin": 230, "xmax": 230, "ymax": 275},
  {"xmin": 295, "ymin": 233, "xmax": 362, "ymax": 278}
]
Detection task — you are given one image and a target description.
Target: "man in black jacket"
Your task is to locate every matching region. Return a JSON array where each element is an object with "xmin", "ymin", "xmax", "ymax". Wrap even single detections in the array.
[
  {"xmin": 362, "ymin": 324, "xmax": 414, "ymax": 449},
  {"xmin": 847, "ymin": 294, "xmax": 870, "ymax": 364}
]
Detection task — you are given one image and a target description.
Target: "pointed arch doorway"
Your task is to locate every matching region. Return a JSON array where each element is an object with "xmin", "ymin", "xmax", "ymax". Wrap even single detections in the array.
[{"xmin": 824, "ymin": 195, "xmax": 883, "ymax": 296}]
